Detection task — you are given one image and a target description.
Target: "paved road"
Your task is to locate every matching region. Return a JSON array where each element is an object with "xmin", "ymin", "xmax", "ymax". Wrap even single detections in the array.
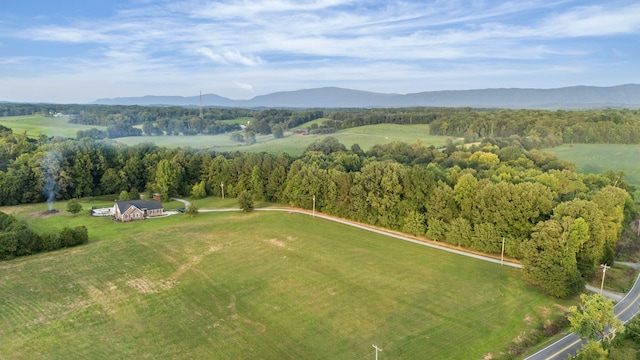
[{"xmin": 525, "ymin": 272, "xmax": 640, "ymax": 360}]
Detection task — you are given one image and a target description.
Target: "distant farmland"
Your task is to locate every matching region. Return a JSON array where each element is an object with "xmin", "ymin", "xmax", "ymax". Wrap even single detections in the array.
[
  {"xmin": 547, "ymin": 144, "xmax": 640, "ymax": 196},
  {"xmin": 0, "ymin": 115, "xmax": 105, "ymax": 138},
  {"xmin": 0, "ymin": 204, "xmax": 572, "ymax": 359},
  {"xmin": 115, "ymin": 123, "xmax": 449, "ymax": 155}
]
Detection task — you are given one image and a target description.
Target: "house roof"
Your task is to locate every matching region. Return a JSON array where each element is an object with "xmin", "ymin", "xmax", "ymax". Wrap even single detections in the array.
[{"xmin": 115, "ymin": 199, "xmax": 163, "ymax": 213}]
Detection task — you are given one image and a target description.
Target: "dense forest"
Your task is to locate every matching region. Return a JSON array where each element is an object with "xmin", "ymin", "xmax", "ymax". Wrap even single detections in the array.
[{"xmin": 0, "ymin": 117, "xmax": 636, "ymax": 297}]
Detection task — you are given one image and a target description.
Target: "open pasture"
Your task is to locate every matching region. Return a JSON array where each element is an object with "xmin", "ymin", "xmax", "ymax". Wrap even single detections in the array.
[
  {"xmin": 0, "ymin": 203, "xmax": 571, "ymax": 359},
  {"xmin": 115, "ymin": 123, "xmax": 449, "ymax": 155},
  {"xmin": 547, "ymin": 144, "xmax": 640, "ymax": 196},
  {"xmin": 0, "ymin": 115, "xmax": 105, "ymax": 138}
]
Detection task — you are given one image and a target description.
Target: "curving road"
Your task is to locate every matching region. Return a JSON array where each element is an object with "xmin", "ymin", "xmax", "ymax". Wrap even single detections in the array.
[
  {"xmin": 184, "ymin": 202, "xmax": 640, "ymax": 359},
  {"xmin": 525, "ymin": 272, "xmax": 640, "ymax": 360}
]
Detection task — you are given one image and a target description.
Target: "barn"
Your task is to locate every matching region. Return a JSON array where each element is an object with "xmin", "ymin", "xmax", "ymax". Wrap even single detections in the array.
[{"xmin": 113, "ymin": 200, "xmax": 164, "ymax": 222}]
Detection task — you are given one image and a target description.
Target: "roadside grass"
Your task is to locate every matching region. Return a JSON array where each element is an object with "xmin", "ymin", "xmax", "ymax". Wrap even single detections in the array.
[
  {"xmin": 0, "ymin": 203, "xmax": 574, "ymax": 359},
  {"xmin": 114, "ymin": 124, "xmax": 451, "ymax": 155},
  {"xmin": 0, "ymin": 115, "xmax": 105, "ymax": 138},
  {"xmin": 546, "ymin": 144, "xmax": 640, "ymax": 198},
  {"xmin": 586, "ymin": 263, "xmax": 639, "ymax": 294}
]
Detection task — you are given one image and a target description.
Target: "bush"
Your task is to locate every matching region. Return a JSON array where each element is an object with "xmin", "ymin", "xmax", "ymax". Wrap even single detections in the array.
[
  {"xmin": 59, "ymin": 227, "xmax": 76, "ymax": 248},
  {"xmin": 238, "ymin": 191, "xmax": 254, "ymax": 212},
  {"xmin": 66, "ymin": 199, "xmax": 83, "ymax": 215},
  {"xmin": 40, "ymin": 233, "xmax": 61, "ymax": 252}
]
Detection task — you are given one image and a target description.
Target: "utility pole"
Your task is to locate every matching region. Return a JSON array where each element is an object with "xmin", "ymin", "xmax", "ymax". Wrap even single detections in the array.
[
  {"xmin": 372, "ymin": 344, "xmax": 382, "ymax": 360},
  {"xmin": 600, "ymin": 264, "xmax": 610, "ymax": 295},
  {"xmin": 312, "ymin": 195, "xmax": 316, "ymax": 218},
  {"xmin": 501, "ymin": 237, "xmax": 505, "ymax": 266},
  {"xmin": 221, "ymin": 182, "xmax": 224, "ymax": 199},
  {"xmin": 199, "ymin": 90, "xmax": 203, "ymax": 119}
]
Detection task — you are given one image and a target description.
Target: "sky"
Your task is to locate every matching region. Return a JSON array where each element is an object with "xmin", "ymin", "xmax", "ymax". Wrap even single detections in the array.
[{"xmin": 1, "ymin": 0, "xmax": 639, "ymax": 103}]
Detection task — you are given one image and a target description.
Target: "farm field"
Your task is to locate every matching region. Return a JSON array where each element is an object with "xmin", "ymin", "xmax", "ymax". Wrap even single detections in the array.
[
  {"xmin": 0, "ymin": 115, "xmax": 451, "ymax": 155},
  {"xmin": 0, "ymin": 202, "xmax": 573, "ymax": 359},
  {"xmin": 546, "ymin": 144, "xmax": 640, "ymax": 196},
  {"xmin": 115, "ymin": 123, "xmax": 448, "ymax": 155},
  {"xmin": 0, "ymin": 115, "xmax": 105, "ymax": 138}
]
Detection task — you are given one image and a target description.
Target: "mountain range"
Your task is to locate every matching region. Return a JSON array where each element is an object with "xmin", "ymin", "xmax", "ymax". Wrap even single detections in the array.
[{"xmin": 92, "ymin": 84, "xmax": 640, "ymax": 109}]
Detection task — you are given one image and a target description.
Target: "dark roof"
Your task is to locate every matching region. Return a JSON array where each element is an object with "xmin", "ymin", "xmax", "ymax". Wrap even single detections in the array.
[{"xmin": 116, "ymin": 199, "xmax": 163, "ymax": 213}]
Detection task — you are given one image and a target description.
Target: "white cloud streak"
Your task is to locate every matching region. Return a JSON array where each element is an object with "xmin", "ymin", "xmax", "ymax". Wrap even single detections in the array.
[{"xmin": 1, "ymin": 0, "xmax": 639, "ymax": 102}]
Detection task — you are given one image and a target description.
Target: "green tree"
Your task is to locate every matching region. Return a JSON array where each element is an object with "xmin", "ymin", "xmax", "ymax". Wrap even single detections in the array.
[
  {"xmin": 66, "ymin": 198, "xmax": 83, "ymax": 215},
  {"xmin": 59, "ymin": 227, "xmax": 76, "ymax": 248},
  {"xmin": 153, "ymin": 159, "xmax": 184, "ymax": 200},
  {"xmin": 574, "ymin": 340, "xmax": 608, "ymax": 360},
  {"xmin": 185, "ymin": 203, "xmax": 199, "ymax": 217},
  {"xmin": 72, "ymin": 225, "xmax": 89, "ymax": 245},
  {"xmin": 453, "ymin": 173, "xmax": 478, "ymax": 220},
  {"xmin": 238, "ymin": 190, "xmax": 254, "ymax": 212},
  {"xmin": 129, "ymin": 187, "xmax": 140, "ymax": 200},
  {"xmin": 521, "ymin": 220, "xmax": 584, "ymax": 298},
  {"xmin": 191, "ymin": 181, "xmax": 207, "ymax": 199},
  {"xmin": 568, "ymin": 294, "xmax": 624, "ymax": 344},
  {"xmin": 0, "ymin": 232, "xmax": 17, "ymax": 259},
  {"xmin": 118, "ymin": 190, "xmax": 131, "ymax": 201},
  {"xmin": 72, "ymin": 152, "xmax": 93, "ymax": 198}
]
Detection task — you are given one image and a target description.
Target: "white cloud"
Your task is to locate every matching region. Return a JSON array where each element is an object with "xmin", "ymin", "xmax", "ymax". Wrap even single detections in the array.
[
  {"xmin": 234, "ymin": 81, "xmax": 254, "ymax": 92},
  {"xmin": 196, "ymin": 47, "xmax": 263, "ymax": 66},
  {"xmin": 2, "ymin": 0, "xmax": 639, "ymax": 102}
]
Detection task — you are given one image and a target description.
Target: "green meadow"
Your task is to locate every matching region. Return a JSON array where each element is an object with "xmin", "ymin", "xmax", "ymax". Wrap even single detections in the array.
[
  {"xmin": 0, "ymin": 201, "xmax": 572, "ymax": 359},
  {"xmin": 115, "ymin": 123, "xmax": 449, "ymax": 155},
  {"xmin": 0, "ymin": 115, "xmax": 105, "ymax": 138},
  {"xmin": 546, "ymin": 144, "xmax": 640, "ymax": 196},
  {"xmin": 0, "ymin": 115, "xmax": 452, "ymax": 155}
]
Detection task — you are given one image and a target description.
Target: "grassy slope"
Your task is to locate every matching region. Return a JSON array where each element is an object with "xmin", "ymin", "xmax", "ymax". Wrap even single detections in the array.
[
  {"xmin": 0, "ymin": 201, "xmax": 571, "ymax": 359},
  {"xmin": 546, "ymin": 144, "xmax": 640, "ymax": 190},
  {"xmin": 0, "ymin": 115, "xmax": 106, "ymax": 138}
]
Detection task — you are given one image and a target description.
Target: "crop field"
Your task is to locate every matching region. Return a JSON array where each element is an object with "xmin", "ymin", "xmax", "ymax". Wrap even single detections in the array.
[
  {"xmin": 0, "ymin": 201, "xmax": 572, "ymax": 359},
  {"xmin": 0, "ymin": 115, "xmax": 105, "ymax": 138},
  {"xmin": 547, "ymin": 144, "xmax": 640, "ymax": 196},
  {"xmin": 115, "ymin": 124, "xmax": 449, "ymax": 155}
]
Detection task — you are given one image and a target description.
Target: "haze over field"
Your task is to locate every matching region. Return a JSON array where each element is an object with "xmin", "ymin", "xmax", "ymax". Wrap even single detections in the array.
[{"xmin": 1, "ymin": 1, "xmax": 640, "ymax": 103}]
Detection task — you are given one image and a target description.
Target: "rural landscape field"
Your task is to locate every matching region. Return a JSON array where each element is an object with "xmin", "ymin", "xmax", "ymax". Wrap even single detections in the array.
[
  {"xmin": 0, "ymin": 200, "xmax": 572, "ymax": 359},
  {"xmin": 2, "ymin": 2, "xmax": 640, "ymax": 358}
]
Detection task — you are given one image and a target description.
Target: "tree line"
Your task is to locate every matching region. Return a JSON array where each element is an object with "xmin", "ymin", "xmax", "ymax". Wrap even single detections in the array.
[
  {"xmin": 0, "ymin": 211, "xmax": 88, "ymax": 260},
  {"xmin": 3, "ymin": 103, "xmax": 640, "ymax": 147},
  {"xmin": 0, "ymin": 124, "xmax": 636, "ymax": 297}
]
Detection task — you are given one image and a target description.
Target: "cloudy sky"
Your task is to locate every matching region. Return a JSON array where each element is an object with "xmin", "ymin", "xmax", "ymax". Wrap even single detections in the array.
[{"xmin": 1, "ymin": 0, "xmax": 639, "ymax": 103}]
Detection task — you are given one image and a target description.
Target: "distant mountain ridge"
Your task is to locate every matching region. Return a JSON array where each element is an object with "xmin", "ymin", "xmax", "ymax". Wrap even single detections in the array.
[{"xmin": 91, "ymin": 84, "xmax": 640, "ymax": 109}]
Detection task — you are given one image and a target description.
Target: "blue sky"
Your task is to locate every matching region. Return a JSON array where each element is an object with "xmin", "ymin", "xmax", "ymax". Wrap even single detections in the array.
[{"xmin": 1, "ymin": 0, "xmax": 639, "ymax": 103}]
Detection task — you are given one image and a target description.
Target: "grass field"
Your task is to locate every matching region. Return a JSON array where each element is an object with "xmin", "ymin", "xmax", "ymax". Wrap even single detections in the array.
[
  {"xmin": 0, "ymin": 115, "xmax": 105, "ymax": 138},
  {"xmin": 0, "ymin": 200, "xmax": 573, "ymax": 359},
  {"xmin": 546, "ymin": 144, "xmax": 640, "ymax": 197},
  {"xmin": 0, "ymin": 115, "xmax": 451, "ymax": 155},
  {"xmin": 115, "ymin": 124, "xmax": 449, "ymax": 155}
]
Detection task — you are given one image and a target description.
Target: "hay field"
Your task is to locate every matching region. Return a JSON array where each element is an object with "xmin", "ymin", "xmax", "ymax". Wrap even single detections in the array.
[{"xmin": 0, "ymin": 203, "xmax": 571, "ymax": 359}]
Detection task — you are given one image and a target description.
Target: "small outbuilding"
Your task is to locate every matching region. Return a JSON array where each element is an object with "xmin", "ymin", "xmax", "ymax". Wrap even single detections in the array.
[{"xmin": 113, "ymin": 200, "xmax": 164, "ymax": 222}]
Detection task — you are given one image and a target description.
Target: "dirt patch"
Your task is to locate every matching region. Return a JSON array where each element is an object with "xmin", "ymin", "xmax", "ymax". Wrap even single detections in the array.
[
  {"xmin": 266, "ymin": 238, "xmax": 287, "ymax": 249},
  {"xmin": 126, "ymin": 244, "xmax": 222, "ymax": 294},
  {"xmin": 126, "ymin": 278, "xmax": 176, "ymax": 294}
]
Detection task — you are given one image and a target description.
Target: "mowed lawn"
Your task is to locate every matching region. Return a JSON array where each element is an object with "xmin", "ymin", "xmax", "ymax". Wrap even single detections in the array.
[
  {"xmin": 115, "ymin": 123, "xmax": 449, "ymax": 155},
  {"xmin": 0, "ymin": 206, "xmax": 571, "ymax": 359},
  {"xmin": 0, "ymin": 115, "xmax": 105, "ymax": 138}
]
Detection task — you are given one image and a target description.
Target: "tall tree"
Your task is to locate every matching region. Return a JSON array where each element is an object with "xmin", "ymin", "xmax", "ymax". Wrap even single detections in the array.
[{"xmin": 568, "ymin": 294, "xmax": 624, "ymax": 345}]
